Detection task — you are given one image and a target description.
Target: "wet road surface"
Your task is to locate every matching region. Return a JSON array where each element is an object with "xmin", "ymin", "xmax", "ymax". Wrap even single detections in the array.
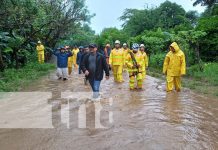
[{"xmin": 0, "ymin": 69, "xmax": 218, "ymax": 150}]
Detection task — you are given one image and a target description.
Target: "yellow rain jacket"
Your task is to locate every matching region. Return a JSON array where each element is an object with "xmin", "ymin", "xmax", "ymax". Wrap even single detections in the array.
[
  {"xmin": 72, "ymin": 48, "xmax": 79, "ymax": 65},
  {"xmin": 36, "ymin": 44, "xmax": 45, "ymax": 63},
  {"xmin": 36, "ymin": 44, "xmax": 45, "ymax": 55},
  {"xmin": 68, "ymin": 49, "xmax": 73, "ymax": 68},
  {"xmin": 163, "ymin": 42, "xmax": 186, "ymax": 76},
  {"xmin": 122, "ymin": 48, "xmax": 130, "ymax": 59},
  {"xmin": 126, "ymin": 51, "xmax": 143, "ymax": 75},
  {"xmin": 126, "ymin": 50, "xmax": 144, "ymax": 89},
  {"xmin": 109, "ymin": 48, "xmax": 125, "ymax": 66},
  {"xmin": 141, "ymin": 51, "xmax": 148, "ymax": 71}
]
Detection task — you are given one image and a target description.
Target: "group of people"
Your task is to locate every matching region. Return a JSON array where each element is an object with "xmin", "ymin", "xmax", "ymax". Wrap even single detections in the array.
[{"xmin": 36, "ymin": 40, "xmax": 186, "ymax": 97}]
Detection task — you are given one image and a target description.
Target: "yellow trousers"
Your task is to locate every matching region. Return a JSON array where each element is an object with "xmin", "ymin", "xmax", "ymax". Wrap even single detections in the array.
[
  {"xmin": 38, "ymin": 53, "xmax": 44, "ymax": 64},
  {"xmin": 123, "ymin": 65, "xmax": 128, "ymax": 72},
  {"xmin": 129, "ymin": 73, "xmax": 143, "ymax": 89},
  {"xmin": 166, "ymin": 76, "xmax": 181, "ymax": 92},
  {"xmin": 74, "ymin": 64, "xmax": 78, "ymax": 69},
  {"xmin": 142, "ymin": 71, "xmax": 146, "ymax": 80},
  {"xmin": 68, "ymin": 67, "xmax": 72, "ymax": 75},
  {"xmin": 112, "ymin": 65, "xmax": 123, "ymax": 82}
]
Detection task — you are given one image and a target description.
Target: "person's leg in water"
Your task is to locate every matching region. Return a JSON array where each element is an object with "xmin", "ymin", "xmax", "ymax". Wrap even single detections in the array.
[
  {"xmin": 89, "ymin": 79, "xmax": 101, "ymax": 99},
  {"xmin": 84, "ymin": 75, "xmax": 88, "ymax": 85},
  {"xmin": 78, "ymin": 65, "xmax": 82, "ymax": 74},
  {"xmin": 93, "ymin": 80, "xmax": 101, "ymax": 98},
  {"xmin": 62, "ymin": 68, "xmax": 68, "ymax": 81},
  {"xmin": 56, "ymin": 68, "xmax": 62, "ymax": 80}
]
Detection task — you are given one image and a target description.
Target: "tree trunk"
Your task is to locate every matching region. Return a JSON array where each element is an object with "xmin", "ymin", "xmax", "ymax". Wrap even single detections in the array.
[
  {"xmin": 13, "ymin": 49, "xmax": 19, "ymax": 69},
  {"xmin": 0, "ymin": 49, "xmax": 5, "ymax": 71},
  {"xmin": 195, "ymin": 42, "xmax": 204, "ymax": 72}
]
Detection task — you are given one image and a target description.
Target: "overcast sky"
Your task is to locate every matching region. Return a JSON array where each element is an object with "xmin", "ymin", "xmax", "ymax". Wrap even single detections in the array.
[{"xmin": 85, "ymin": 0, "xmax": 206, "ymax": 34}]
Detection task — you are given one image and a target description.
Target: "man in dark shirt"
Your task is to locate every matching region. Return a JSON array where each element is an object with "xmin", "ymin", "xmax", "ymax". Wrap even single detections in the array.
[{"xmin": 81, "ymin": 44, "xmax": 109, "ymax": 98}]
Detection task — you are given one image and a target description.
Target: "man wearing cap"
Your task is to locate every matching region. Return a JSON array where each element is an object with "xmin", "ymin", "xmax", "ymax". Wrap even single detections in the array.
[
  {"xmin": 122, "ymin": 43, "xmax": 130, "ymax": 72},
  {"xmin": 109, "ymin": 40, "xmax": 125, "ymax": 82},
  {"xmin": 126, "ymin": 43, "xmax": 143, "ymax": 90},
  {"xmin": 140, "ymin": 44, "xmax": 149, "ymax": 79},
  {"xmin": 53, "ymin": 47, "xmax": 73, "ymax": 81},
  {"xmin": 36, "ymin": 41, "xmax": 45, "ymax": 63},
  {"xmin": 76, "ymin": 46, "xmax": 84, "ymax": 74},
  {"xmin": 81, "ymin": 44, "xmax": 109, "ymax": 98},
  {"xmin": 80, "ymin": 46, "xmax": 90, "ymax": 85}
]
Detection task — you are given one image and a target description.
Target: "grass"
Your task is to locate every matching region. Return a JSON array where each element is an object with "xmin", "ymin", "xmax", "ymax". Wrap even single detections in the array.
[
  {"xmin": 0, "ymin": 62, "xmax": 55, "ymax": 91},
  {"xmin": 147, "ymin": 62, "xmax": 218, "ymax": 98}
]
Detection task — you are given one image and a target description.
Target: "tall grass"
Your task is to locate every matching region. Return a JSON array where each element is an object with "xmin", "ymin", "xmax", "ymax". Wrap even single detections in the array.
[
  {"xmin": 187, "ymin": 63, "xmax": 218, "ymax": 86},
  {"xmin": 0, "ymin": 62, "xmax": 55, "ymax": 91}
]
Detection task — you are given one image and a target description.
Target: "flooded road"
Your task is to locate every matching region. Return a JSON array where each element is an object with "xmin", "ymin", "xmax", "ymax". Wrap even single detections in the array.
[{"xmin": 0, "ymin": 69, "xmax": 218, "ymax": 150}]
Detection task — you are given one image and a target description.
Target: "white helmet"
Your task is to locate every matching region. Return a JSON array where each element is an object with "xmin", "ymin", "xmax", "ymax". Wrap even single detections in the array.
[
  {"xmin": 140, "ymin": 44, "xmax": 145, "ymax": 48},
  {"xmin": 37, "ymin": 41, "xmax": 42, "ymax": 44},
  {"xmin": 123, "ymin": 43, "xmax": 127, "ymax": 46},
  {"xmin": 115, "ymin": 40, "xmax": 120, "ymax": 44}
]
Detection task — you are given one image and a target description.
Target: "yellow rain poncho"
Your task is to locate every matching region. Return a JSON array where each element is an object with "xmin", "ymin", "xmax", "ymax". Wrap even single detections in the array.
[
  {"xmin": 36, "ymin": 44, "xmax": 45, "ymax": 63},
  {"xmin": 163, "ymin": 42, "xmax": 186, "ymax": 92},
  {"xmin": 72, "ymin": 48, "xmax": 79, "ymax": 69}
]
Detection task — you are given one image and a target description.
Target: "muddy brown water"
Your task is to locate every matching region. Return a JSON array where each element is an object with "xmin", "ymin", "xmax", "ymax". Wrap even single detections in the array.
[{"xmin": 0, "ymin": 69, "xmax": 218, "ymax": 150}]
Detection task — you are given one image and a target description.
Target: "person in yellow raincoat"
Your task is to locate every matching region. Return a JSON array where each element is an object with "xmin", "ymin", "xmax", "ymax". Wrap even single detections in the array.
[
  {"xmin": 65, "ymin": 46, "xmax": 73, "ymax": 75},
  {"xmin": 163, "ymin": 42, "xmax": 186, "ymax": 92},
  {"xmin": 140, "ymin": 44, "xmax": 148, "ymax": 79},
  {"xmin": 126, "ymin": 43, "xmax": 143, "ymax": 90},
  {"xmin": 36, "ymin": 41, "xmax": 45, "ymax": 63},
  {"xmin": 109, "ymin": 40, "xmax": 125, "ymax": 82},
  {"xmin": 122, "ymin": 43, "xmax": 130, "ymax": 72},
  {"xmin": 72, "ymin": 46, "xmax": 79, "ymax": 69}
]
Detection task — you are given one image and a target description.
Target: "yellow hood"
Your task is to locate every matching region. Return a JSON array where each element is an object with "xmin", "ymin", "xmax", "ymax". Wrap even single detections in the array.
[{"xmin": 170, "ymin": 42, "xmax": 180, "ymax": 53}]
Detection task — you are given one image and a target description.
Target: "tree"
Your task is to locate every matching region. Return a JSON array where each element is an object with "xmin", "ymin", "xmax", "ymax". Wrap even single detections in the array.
[
  {"xmin": 193, "ymin": 0, "xmax": 217, "ymax": 7},
  {"xmin": 119, "ymin": 1, "xmax": 193, "ymax": 37},
  {"xmin": 0, "ymin": 0, "xmax": 93, "ymax": 70},
  {"xmin": 95, "ymin": 28, "xmax": 129, "ymax": 48}
]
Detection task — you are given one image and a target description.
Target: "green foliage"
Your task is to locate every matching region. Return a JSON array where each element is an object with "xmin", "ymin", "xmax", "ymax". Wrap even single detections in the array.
[
  {"xmin": 193, "ymin": 0, "xmax": 216, "ymax": 7},
  {"xmin": 95, "ymin": 28, "xmax": 129, "ymax": 48},
  {"xmin": 60, "ymin": 24, "xmax": 96, "ymax": 47},
  {"xmin": 0, "ymin": 0, "xmax": 93, "ymax": 70},
  {"xmin": 196, "ymin": 16, "xmax": 218, "ymax": 61},
  {"xmin": 0, "ymin": 62, "xmax": 55, "ymax": 91},
  {"xmin": 187, "ymin": 63, "xmax": 218, "ymax": 86},
  {"xmin": 120, "ymin": 1, "xmax": 196, "ymax": 36},
  {"xmin": 149, "ymin": 53, "xmax": 166, "ymax": 68}
]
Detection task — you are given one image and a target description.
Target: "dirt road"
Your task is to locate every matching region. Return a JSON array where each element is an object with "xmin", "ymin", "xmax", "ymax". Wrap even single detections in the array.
[{"xmin": 0, "ymin": 69, "xmax": 218, "ymax": 150}]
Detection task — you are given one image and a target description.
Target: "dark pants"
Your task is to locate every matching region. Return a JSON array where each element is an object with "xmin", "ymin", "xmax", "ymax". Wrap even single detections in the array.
[
  {"xmin": 89, "ymin": 79, "xmax": 101, "ymax": 98},
  {"xmin": 78, "ymin": 64, "xmax": 82, "ymax": 74}
]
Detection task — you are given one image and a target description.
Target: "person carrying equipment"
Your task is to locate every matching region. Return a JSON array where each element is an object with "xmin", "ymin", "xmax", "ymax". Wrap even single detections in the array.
[
  {"xmin": 109, "ymin": 40, "xmax": 125, "ymax": 82},
  {"xmin": 126, "ymin": 43, "xmax": 143, "ymax": 90}
]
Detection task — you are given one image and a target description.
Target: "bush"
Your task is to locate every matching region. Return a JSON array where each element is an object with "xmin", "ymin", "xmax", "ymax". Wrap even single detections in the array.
[
  {"xmin": 187, "ymin": 62, "xmax": 218, "ymax": 86},
  {"xmin": 149, "ymin": 53, "xmax": 166, "ymax": 69},
  {"xmin": 0, "ymin": 62, "xmax": 55, "ymax": 91}
]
